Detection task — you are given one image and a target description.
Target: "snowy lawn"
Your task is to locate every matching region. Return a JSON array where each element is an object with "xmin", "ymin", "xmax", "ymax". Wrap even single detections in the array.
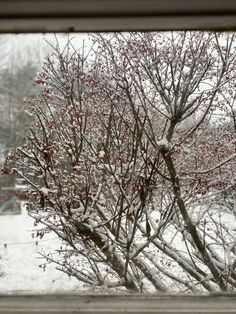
[
  {"xmin": 1, "ymin": 199, "xmax": 235, "ymax": 294},
  {"xmin": 0, "ymin": 204, "xmax": 83, "ymax": 294}
]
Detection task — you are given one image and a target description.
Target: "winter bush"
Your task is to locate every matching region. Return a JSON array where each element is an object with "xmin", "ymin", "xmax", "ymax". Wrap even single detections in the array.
[{"xmin": 3, "ymin": 32, "xmax": 236, "ymax": 293}]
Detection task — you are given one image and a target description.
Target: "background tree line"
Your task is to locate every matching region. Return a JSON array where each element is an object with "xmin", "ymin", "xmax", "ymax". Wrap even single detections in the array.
[{"xmin": 0, "ymin": 35, "xmax": 48, "ymax": 212}]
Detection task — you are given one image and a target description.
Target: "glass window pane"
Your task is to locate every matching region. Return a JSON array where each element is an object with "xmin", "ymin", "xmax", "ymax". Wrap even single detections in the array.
[{"xmin": 1, "ymin": 32, "xmax": 236, "ymax": 294}]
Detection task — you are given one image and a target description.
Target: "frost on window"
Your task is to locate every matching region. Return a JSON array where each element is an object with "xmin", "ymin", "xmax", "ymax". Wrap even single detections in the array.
[{"xmin": 1, "ymin": 32, "xmax": 236, "ymax": 294}]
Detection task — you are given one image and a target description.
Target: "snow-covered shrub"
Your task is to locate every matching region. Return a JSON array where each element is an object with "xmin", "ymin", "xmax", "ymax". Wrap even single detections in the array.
[{"xmin": 3, "ymin": 32, "xmax": 236, "ymax": 293}]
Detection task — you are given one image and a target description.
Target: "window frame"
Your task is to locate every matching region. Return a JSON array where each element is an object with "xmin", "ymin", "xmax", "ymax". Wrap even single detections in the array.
[
  {"xmin": 0, "ymin": 0, "xmax": 236, "ymax": 32},
  {"xmin": 1, "ymin": 1, "xmax": 236, "ymax": 312}
]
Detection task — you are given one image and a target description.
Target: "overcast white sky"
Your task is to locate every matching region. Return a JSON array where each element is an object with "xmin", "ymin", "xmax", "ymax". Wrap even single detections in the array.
[{"xmin": 0, "ymin": 33, "xmax": 90, "ymax": 69}]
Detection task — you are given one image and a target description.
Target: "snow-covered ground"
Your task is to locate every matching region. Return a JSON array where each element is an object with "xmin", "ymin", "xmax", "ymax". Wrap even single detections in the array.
[
  {"xmin": 0, "ymin": 204, "xmax": 82, "ymax": 294},
  {"xmin": 1, "ymin": 198, "xmax": 235, "ymax": 294}
]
